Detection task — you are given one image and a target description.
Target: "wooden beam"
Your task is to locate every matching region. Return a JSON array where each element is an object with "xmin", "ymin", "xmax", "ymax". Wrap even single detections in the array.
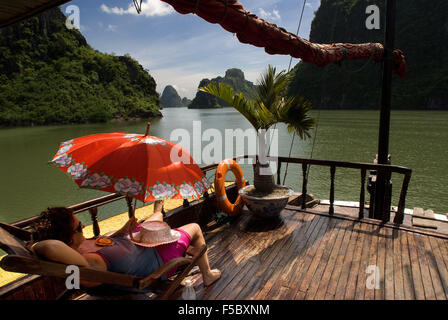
[{"xmin": 0, "ymin": 0, "xmax": 73, "ymax": 28}]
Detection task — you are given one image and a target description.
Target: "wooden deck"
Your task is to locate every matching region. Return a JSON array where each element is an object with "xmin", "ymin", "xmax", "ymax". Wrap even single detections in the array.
[{"xmin": 189, "ymin": 204, "xmax": 448, "ymax": 300}]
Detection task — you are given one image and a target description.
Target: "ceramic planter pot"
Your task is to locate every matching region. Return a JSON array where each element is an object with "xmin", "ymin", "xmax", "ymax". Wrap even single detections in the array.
[{"xmin": 239, "ymin": 184, "xmax": 294, "ymax": 219}]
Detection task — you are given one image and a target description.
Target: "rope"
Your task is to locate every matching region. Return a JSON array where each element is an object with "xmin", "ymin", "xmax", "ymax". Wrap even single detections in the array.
[
  {"xmin": 336, "ymin": 44, "xmax": 378, "ymax": 74},
  {"xmin": 284, "ymin": 1, "xmax": 343, "ymax": 187},
  {"xmin": 278, "ymin": 0, "xmax": 307, "ymax": 185},
  {"xmin": 195, "ymin": 0, "xmax": 201, "ymax": 13},
  {"xmin": 287, "ymin": 0, "xmax": 307, "ymax": 72},
  {"xmin": 268, "ymin": 0, "xmax": 307, "ymax": 159},
  {"xmin": 306, "ymin": 110, "xmax": 320, "ymax": 182},
  {"xmin": 133, "ymin": 0, "xmax": 142, "ymax": 14},
  {"xmin": 282, "ymin": 133, "xmax": 296, "ymax": 185},
  {"xmin": 219, "ymin": 0, "xmax": 229, "ymax": 24}
]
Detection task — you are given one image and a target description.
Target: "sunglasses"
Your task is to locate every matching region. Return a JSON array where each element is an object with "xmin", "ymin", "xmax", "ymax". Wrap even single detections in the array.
[{"xmin": 74, "ymin": 222, "xmax": 85, "ymax": 233}]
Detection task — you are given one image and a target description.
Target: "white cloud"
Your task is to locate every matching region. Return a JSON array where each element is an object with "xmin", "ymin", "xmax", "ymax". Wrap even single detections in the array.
[
  {"xmin": 79, "ymin": 24, "xmax": 89, "ymax": 32},
  {"xmin": 100, "ymin": 0, "xmax": 174, "ymax": 17},
  {"xmin": 106, "ymin": 24, "xmax": 117, "ymax": 32},
  {"xmin": 258, "ymin": 8, "xmax": 281, "ymax": 22}
]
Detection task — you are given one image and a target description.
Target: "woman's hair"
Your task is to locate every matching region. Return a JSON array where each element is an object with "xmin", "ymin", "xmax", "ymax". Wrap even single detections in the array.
[{"xmin": 32, "ymin": 207, "xmax": 75, "ymax": 245}]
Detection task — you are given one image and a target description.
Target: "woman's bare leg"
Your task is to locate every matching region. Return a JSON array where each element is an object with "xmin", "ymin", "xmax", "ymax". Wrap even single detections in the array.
[
  {"xmin": 148, "ymin": 200, "xmax": 164, "ymax": 222},
  {"xmin": 178, "ymin": 223, "xmax": 221, "ymax": 286}
]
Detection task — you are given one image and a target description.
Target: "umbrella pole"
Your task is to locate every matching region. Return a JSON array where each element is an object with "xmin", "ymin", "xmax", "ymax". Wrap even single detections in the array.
[{"xmin": 126, "ymin": 196, "xmax": 135, "ymax": 219}]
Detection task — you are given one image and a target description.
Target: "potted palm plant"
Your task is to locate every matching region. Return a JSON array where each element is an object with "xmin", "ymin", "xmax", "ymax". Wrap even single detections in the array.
[{"xmin": 200, "ymin": 65, "xmax": 315, "ymax": 219}]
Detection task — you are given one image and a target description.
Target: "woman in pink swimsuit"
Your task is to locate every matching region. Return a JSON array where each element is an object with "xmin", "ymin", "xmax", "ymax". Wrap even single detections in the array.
[
  {"xmin": 31, "ymin": 200, "xmax": 221, "ymax": 288},
  {"xmin": 143, "ymin": 200, "xmax": 219, "ymax": 279}
]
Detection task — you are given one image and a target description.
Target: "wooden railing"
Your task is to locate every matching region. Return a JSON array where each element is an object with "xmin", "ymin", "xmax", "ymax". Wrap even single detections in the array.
[
  {"xmin": 202, "ymin": 154, "xmax": 412, "ymax": 224},
  {"xmin": 263, "ymin": 155, "xmax": 410, "ymax": 224},
  {"xmin": 10, "ymin": 155, "xmax": 412, "ymax": 233}
]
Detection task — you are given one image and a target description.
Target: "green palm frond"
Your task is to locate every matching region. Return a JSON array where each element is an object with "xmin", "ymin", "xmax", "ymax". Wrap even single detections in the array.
[
  {"xmin": 199, "ymin": 65, "xmax": 316, "ymax": 138},
  {"xmin": 278, "ymin": 95, "xmax": 316, "ymax": 139},
  {"xmin": 255, "ymin": 101, "xmax": 277, "ymax": 129},
  {"xmin": 200, "ymin": 82, "xmax": 261, "ymax": 129},
  {"xmin": 256, "ymin": 65, "xmax": 290, "ymax": 115}
]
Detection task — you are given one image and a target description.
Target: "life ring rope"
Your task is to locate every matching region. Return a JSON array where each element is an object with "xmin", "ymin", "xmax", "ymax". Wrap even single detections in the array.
[{"xmin": 214, "ymin": 159, "xmax": 246, "ymax": 216}]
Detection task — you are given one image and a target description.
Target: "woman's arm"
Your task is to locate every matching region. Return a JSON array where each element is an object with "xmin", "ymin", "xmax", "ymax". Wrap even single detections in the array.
[
  {"xmin": 31, "ymin": 240, "xmax": 106, "ymax": 287},
  {"xmin": 109, "ymin": 217, "xmax": 138, "ymax": 238},
  {"xmin": 31, "ymin": 240, "xmax": 90, "ymax": 266}
]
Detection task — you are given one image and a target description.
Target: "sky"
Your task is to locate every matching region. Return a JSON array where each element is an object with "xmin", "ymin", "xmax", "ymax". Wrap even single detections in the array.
[{"xmin": 61, "ymin": 0, "xmax": 322, "ymax": 99}]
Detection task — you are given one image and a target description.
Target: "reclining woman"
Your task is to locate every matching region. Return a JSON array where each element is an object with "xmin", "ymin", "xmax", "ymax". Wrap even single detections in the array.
[{"xmin": 31, "ymin": 200, "xmax": 221, "ymax": 289}]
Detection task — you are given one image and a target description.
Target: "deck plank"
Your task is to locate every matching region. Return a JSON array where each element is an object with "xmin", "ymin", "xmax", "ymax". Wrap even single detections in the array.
[
  {"xmin": 363, "ymin": 225, "xmax": 380, "ymax": 300},
  {"xmin": 384, "ymin": 227, "xmax": 395, "ymax": 300},
  {"xmin": 419, "ymin": 235, "xmax": 446, "ymax": 300},
  {"xmin": 234, "ymin": 210, "xmax": 316, "ymax": 300},
  {"xmin": 374, "ymin": 226, "xmax": 386, "ymax": 300},
  {"xmin": 412, "ymin": 233, "xmax": 436, "ymax": 300},
  {"xmin": 294, "ymin": 218, "xmax": 340, "ymax": 299},
  {"xmin": 196, "ymin": 205, "xmax": 448, "ymax": 301},
  {"xmin": 257, "ymin": 214, "xmax": 325, "ymax": 299},
  {"xmin": 334, "ymin": 221, "xmax": 362, "ymax": 300},
  {"xmin": 324, "ymin": 220, "xmax": 356, "ymax": 299},
  {"xmin": 428, "ymin": 237, "xmax": 448, "ymax": 298},
  {"xmin": 282, "ymin": 215, "xmax": 332, "ymax": 296},
  {"xmin": 344, "ymin": 222, "xmax": 369, "ymax": 299},
  {"xmin": 354, "ymin": 223, "xmax": 375, "ymax": 300},
  {"xmin": 286, "ymin": 215, "xmax": 333, "ymax": 298},
  {"xmin": 284, "ymin": 216, "xmax": 335, "ymax": 299},
  {"xmin": 436, "ymin": 238, "xmax": 448, "ymax": 277},
  {"xmin": 399, "ymin": 229, "xmax": 415, "ymax": 300},
  {"xmin": 406, "ymin": 232, "xmax": 426, "ymax": 299},
  {"xmin": 216, "ymin": 260, "xmax": 255, "ymax": 300},
  {"xmin": 304, "ymin": 218, "xmax": 348, "ymax": 300},
  {"xmin": 313, "ymin": 219, "xmax": 352, "ymax": 300}
]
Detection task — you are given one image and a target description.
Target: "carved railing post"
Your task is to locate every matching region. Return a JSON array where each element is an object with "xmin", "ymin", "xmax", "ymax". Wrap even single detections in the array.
[
  {"xmin": 359, "ymin": 169, "xmax": 366, "ymax": 219},
  {"xmin": 329, "ymin": 166, "xmax": 335, "ymax": 215},
  {"xmin": 276, "ymin": 160, "xmax": 282, "ymax": 185},
  {"xmin": 89, "ymin": 207, "xmax": 100, "ymax": 237},
  {"xmin": 126, "ymin": 196, "xmax": 135, "ymax": 219},
  {"xmin": 301, "ymin": 163, "xmax": 308, "ymax": 209},
  {"xmin": 394, "ymin": 171, "xmax": 411, "ymax": 224}
]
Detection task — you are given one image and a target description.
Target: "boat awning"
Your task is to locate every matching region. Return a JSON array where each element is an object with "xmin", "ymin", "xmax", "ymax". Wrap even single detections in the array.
[
  {"xmin": 0, "ymin": 0, "xmax": 72, "ymax": 28},
  {"xmin": 161, "ymin": 0, "xmax": 406, "ymax": 78},
  {"xmin": 0, "ymin": 0, "xmax": 406, "ymax": 78}
]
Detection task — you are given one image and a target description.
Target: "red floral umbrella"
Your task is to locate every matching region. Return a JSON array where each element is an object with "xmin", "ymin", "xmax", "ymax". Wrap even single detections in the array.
[{"xmin": 50, "ymin": 124, "xmax": 210, "ymax": 202}]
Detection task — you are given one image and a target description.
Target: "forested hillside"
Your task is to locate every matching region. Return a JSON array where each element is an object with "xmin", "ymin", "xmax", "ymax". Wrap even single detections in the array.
[
  {"xmin": 189, "ymin": 68, "xmax": 256, "ymax": 109},
  {"xmin": 160, "ymin": 85, "xmax": 185, "ymax": 108},
  {"xmin": 288, "ymin": 0, "xmax": 448, "ymax": 109},
  {"xmin": 0, "ymin": 7, "xmax": 161, "ymax": 126}
]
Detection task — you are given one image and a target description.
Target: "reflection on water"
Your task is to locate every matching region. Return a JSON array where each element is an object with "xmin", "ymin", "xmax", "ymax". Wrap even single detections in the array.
[{"xmin": 0, "ymin": 108, "xmax": 447, "ymax": 223}]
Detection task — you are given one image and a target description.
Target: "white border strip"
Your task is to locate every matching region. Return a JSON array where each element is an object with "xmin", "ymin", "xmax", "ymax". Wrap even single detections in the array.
[{"xmin": 319, "ymin": 200, "xmax": 447, "ymax": 222}]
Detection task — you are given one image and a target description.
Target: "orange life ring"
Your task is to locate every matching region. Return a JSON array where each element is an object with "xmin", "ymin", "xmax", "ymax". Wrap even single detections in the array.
[{"xmin": 214, "ymin": 159, "xmax": 247, "ymax": 216}]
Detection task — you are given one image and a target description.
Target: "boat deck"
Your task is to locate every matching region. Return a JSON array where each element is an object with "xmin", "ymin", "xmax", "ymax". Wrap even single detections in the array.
[{"xmin": 189, "ymin": 204, "xmax": 448, "ymax": 300}]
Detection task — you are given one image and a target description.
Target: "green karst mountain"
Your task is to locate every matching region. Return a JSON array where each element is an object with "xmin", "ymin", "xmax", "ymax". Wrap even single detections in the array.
[
  {"xmin": 0, "ymin": 7, "xmax": 161, "ymax": 126},
  {"xmin": 181, "ymin": 97, "xmax": 191, "ymax": 108},
  {"xmin": 189, "ymin": 68, "xmax": 256, "ymax": 109},
  {"xmin": 160, "ymin": 85, "xmax": 184, "ymax": 108},
  {"xmin": 288, "ymin": 0, "xmax": 448, "ymax": 109}
]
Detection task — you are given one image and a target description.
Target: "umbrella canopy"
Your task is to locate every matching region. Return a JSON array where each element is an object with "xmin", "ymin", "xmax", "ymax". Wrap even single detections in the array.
[{"xmin": 50, "ymin": 126, "xmax": 210, "ymax": 202}]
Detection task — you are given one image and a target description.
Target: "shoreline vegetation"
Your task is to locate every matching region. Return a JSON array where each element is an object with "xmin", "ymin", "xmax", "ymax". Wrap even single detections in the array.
[
  {"xmin": 1, "ymin": 0, "xmax": 446, "ymax": 128},
  {"xmin": 0, "ymin": 8, "xmax": 161, "ymax": 127},
  {"xmin": 288, "ymin": 0, "xmax": 447, "ymax": 110}
]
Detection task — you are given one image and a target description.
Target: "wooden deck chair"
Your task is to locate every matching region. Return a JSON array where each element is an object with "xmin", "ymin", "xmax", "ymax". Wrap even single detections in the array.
[{"xmin": 0, "ymin": 223, "xmax": 206, "ymax": 300}]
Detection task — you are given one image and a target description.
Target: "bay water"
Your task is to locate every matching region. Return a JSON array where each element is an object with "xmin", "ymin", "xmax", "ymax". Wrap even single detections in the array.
[{"xmin": 0, "ymin": 108, "xmax": 446, "ymax": 225}]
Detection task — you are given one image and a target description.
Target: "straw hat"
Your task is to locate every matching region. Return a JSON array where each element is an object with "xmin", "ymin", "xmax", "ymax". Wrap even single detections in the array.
[{"xmin": 129, "ymin": 221, "xmax": 181, "ymax": 247}]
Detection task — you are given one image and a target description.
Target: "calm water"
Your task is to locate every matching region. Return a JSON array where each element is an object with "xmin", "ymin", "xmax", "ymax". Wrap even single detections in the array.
[{"xmin": 0, "ymin": 108, "xmax": 447, "ymax": 224}]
